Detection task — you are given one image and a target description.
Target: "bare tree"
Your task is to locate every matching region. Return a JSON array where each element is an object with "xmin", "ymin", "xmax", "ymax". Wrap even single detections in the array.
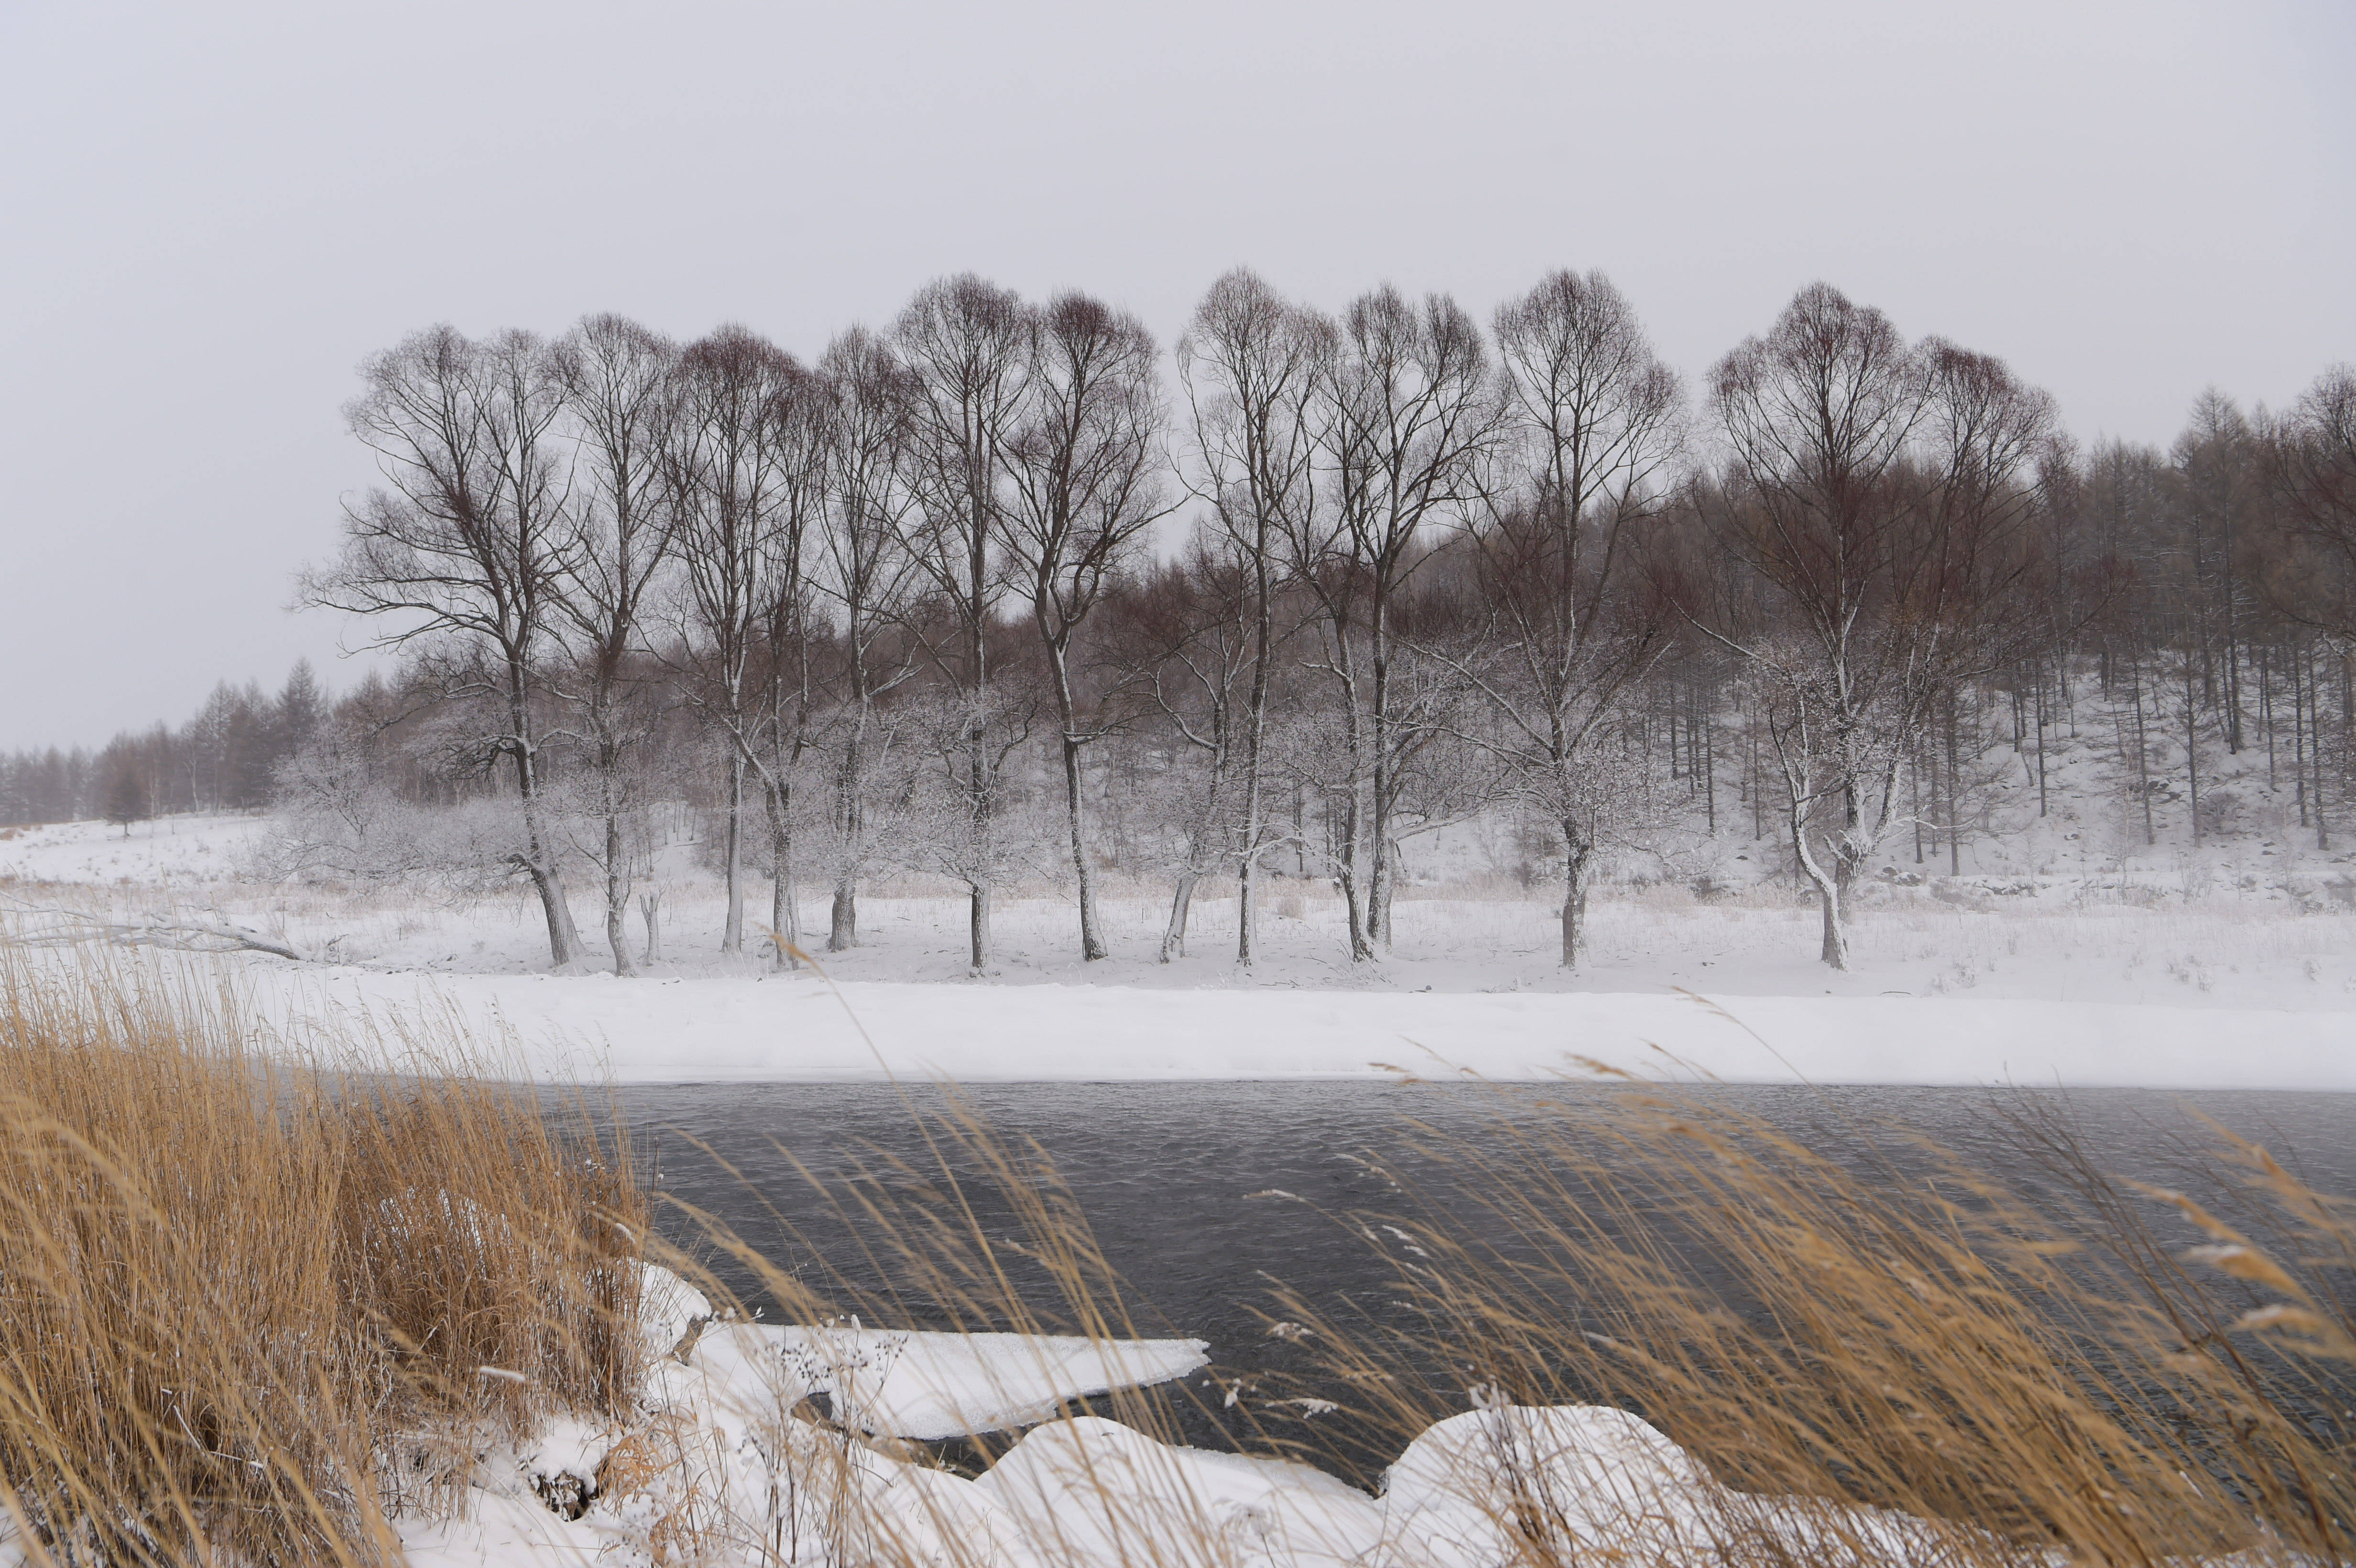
[
  {"xmin": 1001, "ymin": 292, "xmax": 1172, "ymax": 960},
  {"xmin": 550, "ymin": 313, "xmax": 677, "ymax": 974},
  {"xmin": 813, "ymin": 327, "xmax": 925, "ymax": 951},
  {"xmin": 1313, "ymin": 285, "xmax": 1499, "ymax": 955},
  {"xmin": 894, "ymin": 275, "xmax": 1030, "ymax": 971},
  {"xmin": 302, "ymin": 326, "xmax": 585, "ymax": 967},
  {"xmin": 667, "ymin": 325, "xmax": 807, "ymax": 957},
  {"xmin": 746, "ymin": 376, "xmax": 831, "ymax": 967},
  {"xmin": 1706, "ymin": 285, "xmax": 2054, "ymax": 968},
  {"xmin": 1456, "ymin": 269, "xmax": 1684, "ymax": 967},
  {"xmin": 1175, "ymin": 271, "xmax": 1330, "ymax": 966}
]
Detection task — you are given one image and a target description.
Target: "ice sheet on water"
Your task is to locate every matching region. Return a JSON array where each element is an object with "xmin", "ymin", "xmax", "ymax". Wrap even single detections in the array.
[{"xmin": 659, "ymin": 1316, "xmax": 1208, "ymax": 1441}]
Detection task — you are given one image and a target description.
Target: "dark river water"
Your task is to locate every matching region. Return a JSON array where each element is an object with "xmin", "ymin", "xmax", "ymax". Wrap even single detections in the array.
[{"xmin": 613, "ymin": 1081, "xmax": 2356, "ymax": 1478}]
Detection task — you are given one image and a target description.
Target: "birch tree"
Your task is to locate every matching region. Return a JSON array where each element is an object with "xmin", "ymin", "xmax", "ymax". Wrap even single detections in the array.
[
  {"xmin": 1708, "ymin": 285, "xmax": 2052, "ymax": 968},
  {"xmin": 814, "ymin": 327, "xmax": 924, "ymax": 951},
  {"xmin": 1464, "ymin": 269, "xmax": 1684, "ymax": 967},
  {"xmin": 1002, "ymin": 291, "xmax": 1171, "ymax": 960},
  {"xmin": 303, "ymin": 325, "xmax": 586, "ymax": 967},
  {"xmin": 550, "ymin": 313, "xmax": 677, "ymax": 974},
  {"xmin": 894, "ymin": 276, "xmax": 1029, "ymax": 971},
  {"xmin": 1314, "ymin": 285, "xmax": 1498, "ymax": 955},
  {"xmin": 1175, "ymin": 270, "xmax": 1330, "ymax": 966},
  {"xmin": 668, "ymin": 325, "xmax": 807, "ymax": 957},
  {"xmin": 1113, "ymin": 541, "xmax": 1257, "ymax": 961}
]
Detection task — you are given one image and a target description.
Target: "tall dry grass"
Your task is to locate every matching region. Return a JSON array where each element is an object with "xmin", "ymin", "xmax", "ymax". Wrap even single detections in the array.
[
  {"xmin": 1247, "ymin": 1075, "xmax": 2356, "ymax": 1565},
  {"xmin": 0, "ymin": 951, "xmax": 647, "ymax": 1566}
]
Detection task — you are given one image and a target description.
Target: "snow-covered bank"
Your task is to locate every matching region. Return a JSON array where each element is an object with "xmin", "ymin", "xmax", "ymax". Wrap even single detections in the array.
[
  {"xmin": 246, "ymin": 965, "xmax": 2356, "ymax": 1090},
  {"xmin": 407, "ymin": 1402, "xmax": 1952, "ymax": 1568},
  {"xmin": 394, "ymin": 1268, "xmax": 1984, "ymax": 1568}
]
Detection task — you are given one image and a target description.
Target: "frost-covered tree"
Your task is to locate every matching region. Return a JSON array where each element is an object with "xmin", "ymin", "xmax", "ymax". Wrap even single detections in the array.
[
  {"xmin": 666, "ymin": 324, "xmax": 813, "ymax": 960},
  {"xmin": 551, "ymin": 313, "xmax": 679, "ymax": 974},
  {"xmin": 302, "ymin": 326, "xmax": 586, "ymax": 967},
  {"xmin": 1456, "ymin": 269, "xmax": 1684, "ymax": 966},
  {"xmin": 1003, "ymin": 290, "xmax": 1172, "ymax": 961},
  {"xmin": 1706, "ymin": 286, "xmax": 2055, "ymax": 968},
  {"xmin": 1176, "ymin": 271, "xmax": 1329, "ymax": 966},
  {"xmin": 812, "ymin": 328, "xmax": 925, "ymax": 950},
  {"xmin": 894, "ymin": 276, "xmax": 1029, "ymax": 971}
]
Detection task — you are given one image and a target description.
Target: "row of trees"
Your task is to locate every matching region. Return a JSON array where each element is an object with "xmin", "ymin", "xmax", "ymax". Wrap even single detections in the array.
[
  {"xmin": 0, "ymin": 664, "xmax": 326, "ymax": 831},
  {"xmin": 18, "ymin": 272, "xmax": 2351, "ymax": 973}
]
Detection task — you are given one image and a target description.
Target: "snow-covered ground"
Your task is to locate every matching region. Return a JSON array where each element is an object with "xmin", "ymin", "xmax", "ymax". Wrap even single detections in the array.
[{"xmin": 6, "ymin": 812, "xmax": 2355, "ymax": 1089}]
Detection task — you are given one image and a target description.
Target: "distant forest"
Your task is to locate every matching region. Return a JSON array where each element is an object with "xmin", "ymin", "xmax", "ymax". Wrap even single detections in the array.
[{"xmin": 7, "ymin": 271, "xmax": 2353, "ymax": 973}]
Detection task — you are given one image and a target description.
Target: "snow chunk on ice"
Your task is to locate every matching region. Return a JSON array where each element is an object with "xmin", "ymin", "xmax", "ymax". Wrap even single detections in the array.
[{"xmin": 652, "ymin": 1320, "xmax": 1208, "ymax": 1441}]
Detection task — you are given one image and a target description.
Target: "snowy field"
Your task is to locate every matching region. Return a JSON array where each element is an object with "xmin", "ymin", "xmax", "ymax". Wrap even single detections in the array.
[{"xmin": 5, "ymin": 812, "xmax": 2355, "ymax": 1090}]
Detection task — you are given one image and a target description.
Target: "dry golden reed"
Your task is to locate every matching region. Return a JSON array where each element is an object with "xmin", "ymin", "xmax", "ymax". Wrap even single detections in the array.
[
  {"xmin": 1253, "ymin": 1075, "xmax": 2356, "ymax": 1566},
  {"xmin": 0, "ymin": 950, "xmax": 647, "ymax": 1567}
]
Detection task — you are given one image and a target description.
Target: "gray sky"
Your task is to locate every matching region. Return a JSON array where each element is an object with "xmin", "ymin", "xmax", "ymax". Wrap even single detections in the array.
[{"xmin": 3, "ymin": 0, "xmax": 2350, "ymax": 751}]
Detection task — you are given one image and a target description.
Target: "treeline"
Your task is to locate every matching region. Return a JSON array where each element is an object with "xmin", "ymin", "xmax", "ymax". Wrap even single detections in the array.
[
  {"xmin": 22, "ymin": 270, "xmax": 2356, "ymax": 976},
  {"xmin": 0, "ymin": 665, "xmax": 327, "ymax": 828}
]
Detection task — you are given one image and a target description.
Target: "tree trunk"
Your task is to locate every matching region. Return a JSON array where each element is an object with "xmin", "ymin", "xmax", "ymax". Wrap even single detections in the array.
[
  {"xmin": 962, "ymin": 704, "xmax": 993, "ymax": 972},
  {"xmin": 511, "ymin": 736, "xmax": 579, "ymax": 969},
  {"xmin": 524, "ymin": 860, "xmax": 579, "ymax": 969},
  {"xmin": 829, "ymin": 877, "xmax": 858, "ymax": 951},
  {"xmin": 2185, "ymin": 660, "xmax": 2203, "ymax": 846},
  {"xmin": 1061, "ymin": 732, "xmax": 1106, "ymax": 961},
  {"xmin": 1559, "ymin": 832, "xmax": 1590, "ymax": 969},
  {"xmin": 768, "ymin": 799, "xmax": 798, "ymax": 972},
  {"xmin": 604, "ymin": 812, "xmax": 636, "ymax": 977},
  {"xmin": 639, "ymin": 889, "xmax": 662, "ymax": 964},
  {"xmin": 2132, "ymin": 662, "xmax": 2155, "ymax": 845},
  {"xmin": 1946, "ymin": 701, "xmax": 1962, "ymax": 877},
  {"xmin": 1236, "ymin": 855, "xmax": 1257, "ymax": 967},
  {"xmin": 1160, "ymin": 871, "xmax": 1197, "ymax": 964},
  {"xmin": 1337, "ymin": 776, "xmax": 1372, "ymax": 965},
  {"xmin": 722, "ymin": 751, "xmax": 745, "ymax": 954},
  {"xmin": 1236, "ymin": 522, "xmax": 1274, "ymax": 969},
  {"xmin": 1818, "ymin": 872, "xmax": 1850, "ymax": 970},
  {"xmin": 831, "ymin": 698, "xmax": 867, "ymax": 954},
  {"xmin": 1331, "ymin": 635, "xmax": 1374, "ymax": 964},
  {"xmin": 1043, "ymin": 641, "xmax": 1106, "ymax": 963},
  {"xmin": 1368, "ymin": 612, "xmax": 1392, "ymax": 952},
  {"xmin": 1792, "ymin": 801, "xmax": 1851, "ymax": 973}
]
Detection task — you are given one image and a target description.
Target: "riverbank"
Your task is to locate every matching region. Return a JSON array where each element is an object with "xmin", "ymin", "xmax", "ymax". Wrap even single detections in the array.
[{"xmin": 238, "ymin": 963, "xmax": 2356, "ymax": 1089}]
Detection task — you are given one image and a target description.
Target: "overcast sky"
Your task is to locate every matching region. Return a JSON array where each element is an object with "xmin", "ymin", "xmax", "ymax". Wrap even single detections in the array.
[{"xmin": 2, "ymin": 0, "xmax": 2350, "ymax": 751}]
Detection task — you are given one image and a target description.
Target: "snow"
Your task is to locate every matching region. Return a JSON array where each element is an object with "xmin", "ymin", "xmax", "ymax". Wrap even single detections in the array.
[
  {"xmin": 660, "ymin": 1318, "xmax": 1210, "ymax": 1442},
  {"xmin": 0, "ymin": 812, "xmax": 268, "ymax": 887},
  {"xmin": 398, "ymin": 1391, "xmax": 1997, "ymax": 1568},
  {"xmin": 398, "ymin": 1489, "xmax": 608, "ymax": 1567},
  {"xmin": 382, "ymin": 1266, "xmax": 1985, "ymax": 1566},
  {"xmin": 9, "ymin": 808, "xmax": 2356, "ymax": 1089},
  {"xmin": 389, "ymin": 1270, "xmax": 1213, "ymax": 1566},
  {"xmin": 225, "ymin": 966, "xmax": 2356, "ymax": 1090},
  {"xmin": 973, "ymin": 1415, "xmax": 1384, "ymax": 1568},
  {"xmin": 9, "ymin": 805, "xmax": 2346, "ymax": 1088}
]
